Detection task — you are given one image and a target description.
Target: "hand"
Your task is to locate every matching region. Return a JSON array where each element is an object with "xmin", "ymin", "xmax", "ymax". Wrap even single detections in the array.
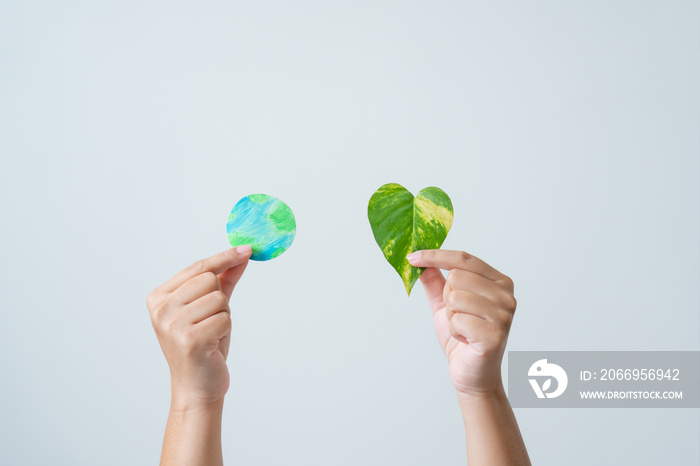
[
  {"xmin": 407, "ymin": 249, "xmax": 517, "ymax": 398},
  {"xmin": 146, "ymin": 246, "xmax": 252, "ymax": 409}
]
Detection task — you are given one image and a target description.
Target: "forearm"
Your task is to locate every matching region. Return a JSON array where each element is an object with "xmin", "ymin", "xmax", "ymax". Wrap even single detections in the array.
[
  {"xmin": 458, "ymin": 387, "xmax": 531, "ymax": 466},
  {"xmin": 160, "ymin": 393, "xmax": 224, "ymax": 466}
]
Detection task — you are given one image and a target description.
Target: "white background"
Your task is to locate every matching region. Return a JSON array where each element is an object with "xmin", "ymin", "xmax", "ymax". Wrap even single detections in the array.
[{"xmin": 1, "ymin": 1, "xmax": 698, "ymax": 464}]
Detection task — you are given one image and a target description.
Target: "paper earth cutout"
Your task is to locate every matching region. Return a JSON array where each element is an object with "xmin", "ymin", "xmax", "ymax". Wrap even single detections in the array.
[
  {"xmin": 226, "ymin": 194, "xmax": 296, "ymax": 261},
  {"xmin": 368, "ymin": 183, "xmax": 453, "ymax": 295}
]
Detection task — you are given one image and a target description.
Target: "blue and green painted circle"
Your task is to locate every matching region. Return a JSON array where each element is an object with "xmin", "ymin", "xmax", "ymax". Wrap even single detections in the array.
[{"xmin": 226, "ymin": 194, "xmax": 296, "ymax": 261}]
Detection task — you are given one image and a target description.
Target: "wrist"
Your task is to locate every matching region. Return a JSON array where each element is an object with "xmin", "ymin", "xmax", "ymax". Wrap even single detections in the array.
[
  {"xmin": 457, "ymin": 385, "xmax": 512, "ymax": 434},
  {"xmin": 456, "ymin": 384, "xmax": 508, "ymax": 410},
  {"xmin": 170, "ymin": 389, "xmax": 225, "ymax": 414}
]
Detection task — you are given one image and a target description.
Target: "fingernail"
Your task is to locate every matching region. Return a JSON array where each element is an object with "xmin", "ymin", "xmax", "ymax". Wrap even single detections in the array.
[
  {"xmin": 235, "ymin": 245, "xmax": 252, "ymax": 254},
  {"xmin": 406, "ymin": 251, "xmax": 421, "ymax": 263}
]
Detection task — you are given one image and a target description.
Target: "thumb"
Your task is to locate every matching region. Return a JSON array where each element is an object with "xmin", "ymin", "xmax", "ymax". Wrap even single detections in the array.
[
  {"xmin": 218, "ymin": 261, "xmax": 249, "ymax": 300},
  {"xmin": 419, "ymin": 267, "xmax": 446, "ymax": 313}
]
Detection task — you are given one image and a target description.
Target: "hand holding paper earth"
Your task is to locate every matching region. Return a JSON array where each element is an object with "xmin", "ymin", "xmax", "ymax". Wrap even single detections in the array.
[{"xmin": 226, "ymin": 194, "xmax": 296, "ymax": 261}]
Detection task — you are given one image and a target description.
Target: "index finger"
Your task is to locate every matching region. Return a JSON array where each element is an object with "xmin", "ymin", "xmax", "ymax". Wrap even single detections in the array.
[
  {"xmin": 406, "ymin": 249, "xmax": 503, "ymax": 281},
  {"xmin": 160, "ymin": 246, "xmax": 252, "ymax": 292}
]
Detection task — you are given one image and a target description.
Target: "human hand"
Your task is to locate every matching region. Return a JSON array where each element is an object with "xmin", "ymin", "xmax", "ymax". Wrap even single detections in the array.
[
  {"xmin": 407, "ymin": 249, "xmax": 517, "ymax": 398},
  {"xmin": 146, "ymin": 246, "xmax": 252, "ymax": 409}
]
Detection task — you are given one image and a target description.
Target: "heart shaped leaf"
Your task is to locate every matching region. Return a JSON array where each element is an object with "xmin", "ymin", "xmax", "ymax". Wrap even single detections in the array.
[{"xmin": 368, "ymin": 183, "xmax": 453, "ymax": 295}]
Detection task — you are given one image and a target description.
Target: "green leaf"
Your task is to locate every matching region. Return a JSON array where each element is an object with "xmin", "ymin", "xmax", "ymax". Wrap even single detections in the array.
[{"xmin": 368, "ymin": 183, "xmax": 454, "ymax": 295}]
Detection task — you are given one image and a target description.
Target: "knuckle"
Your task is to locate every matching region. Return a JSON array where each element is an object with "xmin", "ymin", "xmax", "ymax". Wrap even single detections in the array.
[
  {"xmin": 500, "ymin": 274, "xmax": 515, "ymax": 291},
  {"xmin": 503, "ymin": 293, "xmax": 517, "ymax": 313},
  {"xmin": 214, "ymin": 291, "xmax": 229, "ymax": 308},
  {"xmin": 220, "ymin": 311, "xmax": 232, "ymax": 330},
  {"xmin": 446, "ymin": 290, "xmax": 458, "ymax": 307},
  {"xmin": 149, "ymin": 300, "xmax": 168, "ymax": 325},
  {"xmin": 146, "ymin": 290, "xmax": 159, "ymax": 310},
  {"xmin": 188, "ymin": 259, "xmax": 206, "ymax": 274},
  {"xmin": 457, "ymin": 251, "xmax": 472, "ymax": 266},
  {"xmin": 446, "ymin": 270, "xmax": 459, "ymax": 287},
  {"xmin": 201, "ymin": 271, "xmax": 219, "ymax": 287}
]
